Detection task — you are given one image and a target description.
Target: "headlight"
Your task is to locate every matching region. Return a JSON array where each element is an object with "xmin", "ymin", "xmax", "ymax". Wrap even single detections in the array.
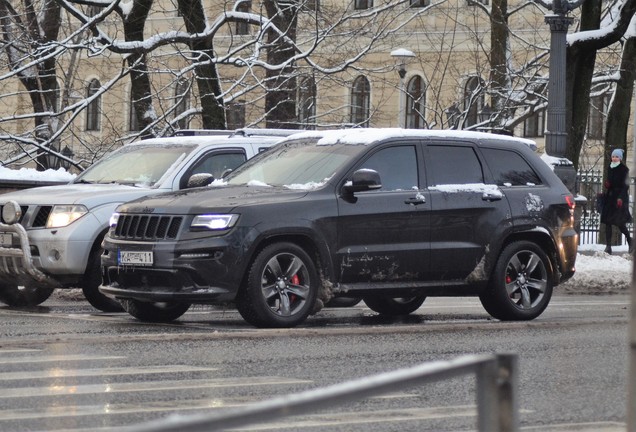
[
  {"xmin": 2, "ymin": 200, "xmax": 22, "ymax": 225},
  {"xmin": 46, "ymin": 205, "xmax": 88, "ymax": 228},
  {"xmin": 191, "ymin": 214, "xmax": 238, "ymax": 230},
  {"xmin": 109, "ymin": 212, "xmax": 120, "ymax": 228}
]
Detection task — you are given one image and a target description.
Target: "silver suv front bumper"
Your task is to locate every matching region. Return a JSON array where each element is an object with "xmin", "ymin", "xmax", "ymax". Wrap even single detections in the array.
[{"xmin": 0, "ymin": 223, "xmax": 58, "ymax": 287}]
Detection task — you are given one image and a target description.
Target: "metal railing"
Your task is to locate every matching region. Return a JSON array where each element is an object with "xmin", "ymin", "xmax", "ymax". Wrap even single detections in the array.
[{"xmin": 125, "ymin": 353, "xmax": 518, "ymax": 432}]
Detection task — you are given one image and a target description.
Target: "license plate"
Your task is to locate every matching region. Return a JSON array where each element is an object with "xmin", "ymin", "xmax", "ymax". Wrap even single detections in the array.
[
  {"xmin": 118, "ymin": 250, "xmax": 153, "ymax": 266},
  {"xmin": 0, "ymin": 233, "xmax": 12, "ymax": 247}
]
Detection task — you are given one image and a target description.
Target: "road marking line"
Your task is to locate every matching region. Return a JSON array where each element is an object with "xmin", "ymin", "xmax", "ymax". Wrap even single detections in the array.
[
  {"xmin": 0, "ymin": 354, "xmax": 125, "ymax": 365},
  {"xmin": 0, "ymin": 365, "xmax": 219, "ymax": 381},
  {"xmin": 0, "ymin": 376, "xmax": 312, "ymax": 398}
]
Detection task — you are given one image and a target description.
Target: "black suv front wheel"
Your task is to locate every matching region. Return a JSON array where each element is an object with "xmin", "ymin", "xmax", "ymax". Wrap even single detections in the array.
[
  {"xmin": 237, "ymin": 242, "xmax": 318, "ymax": 328},
  {"xmin": 480, "ymin": 240, "xmax": 553, "ymax": 321}
]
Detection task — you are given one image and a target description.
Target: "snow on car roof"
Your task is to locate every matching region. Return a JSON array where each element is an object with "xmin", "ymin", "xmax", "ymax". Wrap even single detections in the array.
[{"xmin": 284, "ymin": 128, "xmax": 537, "ymax": 149}]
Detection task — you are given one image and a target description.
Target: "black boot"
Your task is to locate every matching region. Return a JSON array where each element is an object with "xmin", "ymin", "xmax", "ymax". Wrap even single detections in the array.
[{"xmin": 605, "ymin": 244, "xmax": 612, "ymax": 255}]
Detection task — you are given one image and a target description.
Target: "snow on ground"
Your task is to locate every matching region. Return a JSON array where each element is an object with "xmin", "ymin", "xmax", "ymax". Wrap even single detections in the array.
[{"xmin": 560, "ymin": 244, "xmax": 633, "ymax": 295}]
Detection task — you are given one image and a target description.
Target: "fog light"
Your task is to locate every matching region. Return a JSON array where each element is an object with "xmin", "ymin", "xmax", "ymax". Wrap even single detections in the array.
[{"xmin": 2, "ymin": 201, "xmax": 21, "ymax": 225}]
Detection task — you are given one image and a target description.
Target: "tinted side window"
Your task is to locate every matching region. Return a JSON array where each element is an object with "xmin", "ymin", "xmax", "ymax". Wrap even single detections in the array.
[
  {"xmin": 481, "ymin": 148, "xmax": 542, "ymax": 186},
  {"xmin": 359, "ymin": 145, "xmax": 418, "ymax": 191},
  {"xmin": 427, "ymin": 145, "xmax": 483, "ymax": 185}
]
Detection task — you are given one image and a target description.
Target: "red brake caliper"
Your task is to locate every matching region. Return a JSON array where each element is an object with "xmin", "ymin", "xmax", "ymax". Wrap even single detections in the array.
[{"xmin": 289, "ymin": 274, "xmax": 300, "ymax": 303}]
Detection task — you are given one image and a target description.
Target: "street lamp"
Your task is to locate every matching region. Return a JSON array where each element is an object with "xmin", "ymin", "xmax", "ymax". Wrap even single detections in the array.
[
  {"xmin": 44, "ymin": 144, "xmax": 74, "ymax": 170},
  {"xmin": 60, "ymin": 145, "xmax": 74, "ymax": 170},
  {"xmin": 390, "ymin": 48, "xmax": 415, "ymax": 127},
  {"xmin": 544, "ymin": 0, "xmax": 576, "ymax": 193}
]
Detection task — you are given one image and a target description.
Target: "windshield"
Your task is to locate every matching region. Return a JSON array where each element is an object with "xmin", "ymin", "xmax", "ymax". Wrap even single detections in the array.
[
  {"xmin": 74, "ymin": 144, "xmax": 196, "ymax": 187},
  {"xmin": 226, "ymin": 139, "xmax": 366, "ymax": 189}
]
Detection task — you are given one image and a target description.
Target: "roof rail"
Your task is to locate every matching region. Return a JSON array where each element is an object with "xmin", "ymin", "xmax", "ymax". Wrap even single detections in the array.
[
  {"xmin": 171, "ymin": 129, "xmax": 233, "ymax": 137},
  {"xmin": 232, "ymin": 128, "xmax": 301, "ymax": 137}
]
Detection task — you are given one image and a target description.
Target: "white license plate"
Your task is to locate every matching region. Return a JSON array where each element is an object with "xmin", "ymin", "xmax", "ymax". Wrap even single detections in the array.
[
  {"xmin": 118, "ymin": 250, "xmax": 153, "ymax": 266},
  {"xmin": 0, "ymin": 233, "xmax": 12, "ymax": 247}
]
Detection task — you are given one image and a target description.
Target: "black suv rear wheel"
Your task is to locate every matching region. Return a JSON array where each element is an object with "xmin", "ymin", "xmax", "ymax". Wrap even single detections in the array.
[
  {"xmin": 480, "ymin": 240, "xmax": 553, "ymax": 320},
  {"xmin": 237, "ymin": 242, "xmax": 318, "ymax": 328}
]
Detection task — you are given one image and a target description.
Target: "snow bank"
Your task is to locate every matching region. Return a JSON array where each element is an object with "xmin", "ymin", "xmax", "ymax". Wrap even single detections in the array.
[
  {"xmin": 560, "ymin": 245, "xmax": 633, "ymax": 294},
  {"xmin": 0, "ymin": 166, "xmax": 75, "ymax": 182}
]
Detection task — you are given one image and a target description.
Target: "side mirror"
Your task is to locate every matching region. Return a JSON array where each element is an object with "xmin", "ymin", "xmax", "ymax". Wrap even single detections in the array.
[
  {"xmin": 342, "ymin": 169, "xmax": 382, "ymax": 194},
  {"xmin": 186, "ymin": 173, "xmax": 215, "ymax": 188}
]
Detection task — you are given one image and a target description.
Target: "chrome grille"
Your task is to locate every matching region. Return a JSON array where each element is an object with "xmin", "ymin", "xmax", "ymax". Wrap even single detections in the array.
[{"xmin": 113, "ymin": 215, "xmax": 183, "ymax": 240}]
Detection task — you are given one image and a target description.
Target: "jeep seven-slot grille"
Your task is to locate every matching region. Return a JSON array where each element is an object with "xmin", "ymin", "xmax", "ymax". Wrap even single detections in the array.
[{"xmin": 113, "ymin": 215, "xmax": 183, "ymax": 240}]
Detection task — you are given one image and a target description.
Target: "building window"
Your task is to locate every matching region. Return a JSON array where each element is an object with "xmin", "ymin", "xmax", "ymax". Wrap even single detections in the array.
[
  {"xmin": 298, "ymin": 76, "xmax": 316, "ymax": 130},
  {"xmin": 467, "ymin": 0, "xmax": 488, "ymax": 5},
  {"xmin": 85, "ymin": 79, "xmax": 101, "ymax": 131},
  {"xmin": 174, "ymin": 79, "xmax": 190, "ymax": 129},
  {"xmin": 409, "ymin": 0, "xmax": 430, "ymax": 7},
  {"xmin": 350, "ymin": 76, "xmax": 370, "ymax": 127},
  {"xmin": 588, "ymin": 93, "xmax": 610, "ymax": 140},
  {"xmin": 87, "ymin": 5, "xmax": 103, "ymax": 16},
  {"xmin": 405, "ymin": 75, "xmax": 426, "ymax": 129},
  {"xmin": 227, "ymin": 100, "xmax": 246, "ymax": 129},
  {"xmin": 235, "ymin": 1, "xmax": 251, "ymax": 35},
  {"xmin": 354, "ymin": 0, "xmax": 372, "ymax": 10},
  {"xmin": 129, "ymin": 92, "xmax": 140, "ymax": 132},
  {"xmin": 463, "ymin": 76, "xmax": 485, "ymax": 127},
  {"xmin": 523, "ymin": 109, "xmax": 545, "ymax": 138}
]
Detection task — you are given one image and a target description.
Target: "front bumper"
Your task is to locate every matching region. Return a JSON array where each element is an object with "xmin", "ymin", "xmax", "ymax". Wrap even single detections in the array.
[
  {"xmin": 0, "ymin": 223, "xmax": 58, "ymax": 287},
  {"xmin": 100, "ymin": 230, "xmax": 249, "ymax": 304}
]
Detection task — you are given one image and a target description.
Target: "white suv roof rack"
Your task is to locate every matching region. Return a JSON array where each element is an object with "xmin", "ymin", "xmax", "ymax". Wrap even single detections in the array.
[{"xmin": 172, "ymin": 128, "xmax": 300, "ymax": 138}]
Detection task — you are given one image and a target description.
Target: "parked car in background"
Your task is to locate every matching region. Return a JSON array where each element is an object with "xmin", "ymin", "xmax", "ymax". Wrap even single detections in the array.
[
  {"xmin": 0, "ymin": 129, "xmax": 296, "ymax": 311},
  {"xmin": 100, "ymin": 128, "xmax": 578, "ymax": 328}
]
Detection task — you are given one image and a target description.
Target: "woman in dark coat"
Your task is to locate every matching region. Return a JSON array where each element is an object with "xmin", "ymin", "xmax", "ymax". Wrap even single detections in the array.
[{"xmin": 601, "ymin": 148, "xmax": 633, "ymax": 254}]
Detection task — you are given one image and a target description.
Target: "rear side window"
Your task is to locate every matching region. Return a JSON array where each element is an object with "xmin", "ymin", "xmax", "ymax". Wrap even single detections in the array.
[
  {"xmin": 427, "ymin": 145, "xmax": 483, "ymax": 185},
  {"xmin": 191, "ymin": 152, "xmax": 247, "ymax": 178},
  {"xmin": 481, "ymin": 148, "xmax": 542, "ymax": 186}
]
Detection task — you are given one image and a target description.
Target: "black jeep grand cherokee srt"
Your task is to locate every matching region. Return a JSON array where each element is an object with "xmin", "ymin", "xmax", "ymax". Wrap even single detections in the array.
[{"xmin": 100, "ymin": 129, "xmax": 577, "ymax": 328}]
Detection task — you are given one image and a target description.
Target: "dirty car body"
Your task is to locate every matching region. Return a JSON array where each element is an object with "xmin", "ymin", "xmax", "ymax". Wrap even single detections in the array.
[{"xmin": 100, "ymin": 129, "xmax": 578, "ymax": 327}]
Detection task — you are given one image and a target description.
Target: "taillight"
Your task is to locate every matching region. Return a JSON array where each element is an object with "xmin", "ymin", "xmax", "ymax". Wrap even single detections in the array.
[{"xmin": 564, "ymin": 194, "xmax": 575, "ymax": 209}]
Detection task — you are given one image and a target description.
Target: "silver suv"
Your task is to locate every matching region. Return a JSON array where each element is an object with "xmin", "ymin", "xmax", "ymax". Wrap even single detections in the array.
[{"xmin": 0, "ymin": 129, "xmax": 295, "ymax": 311}]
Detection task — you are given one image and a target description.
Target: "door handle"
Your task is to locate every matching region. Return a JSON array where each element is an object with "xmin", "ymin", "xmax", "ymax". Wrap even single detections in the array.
[
  {"xmin": 482, "ymin": 192, "xmax": 503, "ymax": 201},
  {"xmin": 405, "ymin": 196, "xmax": 426, "ymax": 205}
]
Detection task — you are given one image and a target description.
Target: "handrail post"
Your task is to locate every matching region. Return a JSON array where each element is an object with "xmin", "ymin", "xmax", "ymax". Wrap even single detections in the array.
[{"xmin": 476, "ymin": 354, "xmax": 518, "ymax": 432}]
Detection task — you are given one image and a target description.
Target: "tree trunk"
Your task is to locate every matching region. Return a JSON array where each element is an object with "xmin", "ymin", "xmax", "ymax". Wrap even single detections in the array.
[
  {"xmin": 565, "ymin": 0, "xmax": 601, "ymax": 170},
  {"xmin": 489, "ymin": 0, "xmax": 509, "ymax": 132},
  {"xmin": 177, "ymin": 0, "xmax": 225, "ymax": 129},
  {"xmin": 263, "ymin": 0, "xmax": 299, "ymax": 129},
  {"xmin": 123, "ymin": 0, "xmax": 156, "ymax": 139},
  {"xmin": 604, "ymin": 37, "xmax": 636, "ymax": 171}
]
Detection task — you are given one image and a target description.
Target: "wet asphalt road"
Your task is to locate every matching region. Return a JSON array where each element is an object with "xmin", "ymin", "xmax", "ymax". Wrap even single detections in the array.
[{"xmin": 0, "ymin": 293, "xmax": 630, "ymax": 432}]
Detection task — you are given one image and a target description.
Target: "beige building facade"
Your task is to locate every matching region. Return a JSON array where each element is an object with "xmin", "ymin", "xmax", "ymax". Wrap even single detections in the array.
[{"xmin": 0, "ymin": 0, "xmax": 625, "ymax": 173}]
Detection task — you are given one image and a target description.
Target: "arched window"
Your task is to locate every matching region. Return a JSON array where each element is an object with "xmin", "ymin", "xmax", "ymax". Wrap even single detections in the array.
[
  {"xmin": 463, "ymin": 76, "xmax": 485, "ymax": 127},
  {"xmin": 405, "ymin": 75, "xmax": 426, "ymax": 129},
  {"xmin": 174, "ymin": 79, "xmax": 190, "ymax": 129},
  {"xmin": 236, "ymin": 1, "xmax": 251, "ymax": 35},
  {"xmin": 129, "ymin": 91, "xmax": 140, "ymax": 132},
  {"xmin": 298, "ymin": 76, "xmax": 316, "ymax": 130},
  {"xmin": 85, "ymin": 79, "xmax": 101, "ymax": 131},
  {"xmin": 350, "ymin": 76, "xmax": 370, "ymax": 127}
]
